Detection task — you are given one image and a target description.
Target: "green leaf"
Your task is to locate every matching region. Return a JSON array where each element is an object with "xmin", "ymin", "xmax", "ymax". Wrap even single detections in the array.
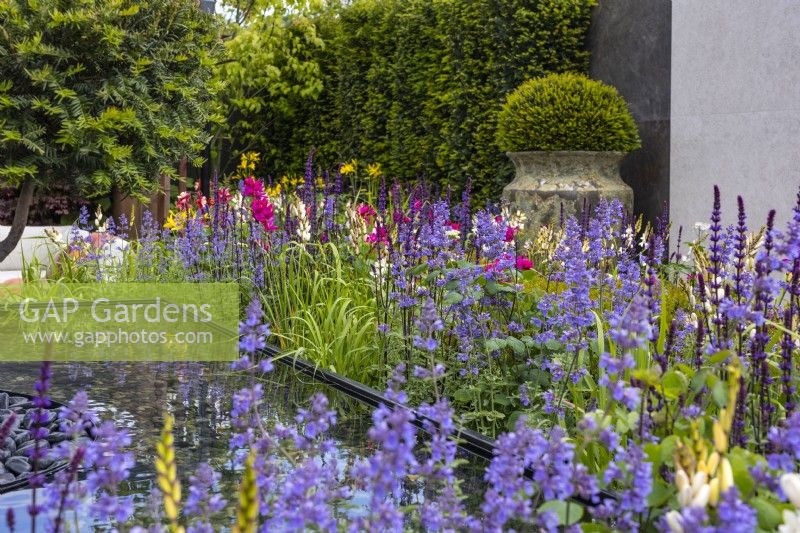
[
  {"xmin": 453, "ymin": 388, "xmax": 474, "ymax": 402},
  {"xmin": 494, "ymin": 394, "xmax": 511, "ymax": 406},
  {"xmin": 484, "ymin": 280, "xmax": 500, "ymax": 296},
  {"xmin": 708, "ymin": 350, "xmax": 733, "ymax": 365},
  {"xmin": 545, "ymin": 339, "xmax": 562, "ymax": 351},
  {"xmin": 507, "ymin": 410, "xmax": 523, "ymax": 431},
  {"xmin": 538, "ymin": 500, "xmax": 583, "ymax": 526},
  {"xmin": 751, "ymin": 497, "xmax": 782, "ymax": 530},
  {"xmin": 662, "ymin": 370, "xmax": 688, "ymax": 400},
  {"xmin": 485, "ymin": 338, "xmax": 507, "ymax": 353},
  {"xmin": 632, "ymin": 367, "xmax": 660, "ymax": 388},
  {"xmin": 592, "ymin": 310, "xmax": 605, "ymax": 355},
  {"xmin": 712, "ymin": 381, "xmax": 728, "ymax": 408},
  {"xmin": 506, "ymin": 337, "xmax": 526, "ymax": 356},
  {"xmin": 647, "ymin": 479, "xmax": 674, "ymax": 507},
  {"xmin": 443, "ymin": 290, "xmax": 463, "ymax": 306},
  {"xmin": 728, "ymin": 448, "xmax": 755, "ymax": 496},
  {"xmin": 581, "ymin": 524, "xmax": 611, "ymax": 533},
  {"xmin": 521, "ymin": 335, "xmax": 536, "ymax": 348}
]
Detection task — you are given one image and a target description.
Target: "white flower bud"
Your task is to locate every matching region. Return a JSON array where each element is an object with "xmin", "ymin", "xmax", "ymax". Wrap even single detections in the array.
[
  {"xmin": 779, "ymin": 509, "xmax": 800, "ymax": 533},
  {"xmin": 665, "ymin": 510, "xmax": 684, "ymax": 533},
  {"xmin": 678, "ymin": 485, "xmax": 693, "ymax": 507},
  {"xmin": 781, "ymin": 473, "xmax": 800, "ymax": 509},
  {"xmin": 691, "ymin": 471, "xmax": 708, "ymax": 494},
  {"xmin": 675, "ymin": 469, "xmax": 690, "ymax": 492},
  {"xmin": 691, "ymin": 483, "xmax": 710, "ymax": 507}
]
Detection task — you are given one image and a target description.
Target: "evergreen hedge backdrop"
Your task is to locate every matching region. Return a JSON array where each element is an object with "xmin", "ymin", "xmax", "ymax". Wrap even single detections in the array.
[{"xmin": 218, "ymin": 0, "xmax": 597, "ymax": 203}]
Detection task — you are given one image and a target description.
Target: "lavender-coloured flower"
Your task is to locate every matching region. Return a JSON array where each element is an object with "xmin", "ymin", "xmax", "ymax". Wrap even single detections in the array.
[
  {"xmin": 185, "ymin": 462, "xmax": 226, "ymax": 533},
  {"xmin": 350, "ymin": 369, "xmax": 417, "ymax": 532},
  {"xmin": 84, "ymin": 421, "xmax": 135, "ymax": 522},
  {"xmin": 716, "ymin": 488, "xmax": 757, "ymax": 533},
  {"xmin": 239, "ymin": 297, "xmax": 270, "ymax": 355},
  {"xmin": 413, "ymin": 297, "xmax": 444, "ymax": 352}
]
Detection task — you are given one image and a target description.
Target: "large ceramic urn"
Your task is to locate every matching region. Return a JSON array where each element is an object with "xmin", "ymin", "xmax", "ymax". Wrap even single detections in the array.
[{"xmin": 501, "ymin": 151, "xmax": 633, "ymax": 230}]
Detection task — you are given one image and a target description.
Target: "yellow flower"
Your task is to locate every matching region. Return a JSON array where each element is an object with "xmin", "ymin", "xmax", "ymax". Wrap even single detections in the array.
[
  {"xmin": 238, "ymin": 152, "xmax": 261, "ymax": 172},
  {"xmin": 266, "ymin": 183, "xmax": 282, "ymax": 197},
  {"xmin": 340, "ymin": 160, "xmax": 357, "ymax": 175},
  {"xmin": 366, "ymin": 162, "xmax": 382, "ymax": 179},
  {"xmin": 164, "ymin": 210, "xmax": 191, "ymax": 231}
]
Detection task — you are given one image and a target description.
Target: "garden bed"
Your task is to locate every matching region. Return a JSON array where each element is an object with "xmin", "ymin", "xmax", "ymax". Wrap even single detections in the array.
[{"xmin": 4, "ymin": 161, "xmax": 800, "ymax": 530}]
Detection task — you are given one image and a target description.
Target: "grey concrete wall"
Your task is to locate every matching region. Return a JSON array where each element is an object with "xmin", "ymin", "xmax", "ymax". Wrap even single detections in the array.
[
  {"xmin": 671, "ymin": 0, "xmax": 800, "ymax": 239},
  {"xmin": 588, "ymin": 0, "xmax": 671, "ymax": 224}
]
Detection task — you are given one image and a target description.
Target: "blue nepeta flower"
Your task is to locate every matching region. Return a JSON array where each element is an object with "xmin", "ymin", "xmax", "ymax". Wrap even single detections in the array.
[
  {"xmin": 185, "ymin": 462, "xmax": 226, "ymax": 533},
  {"xmin": 716, "ymin": 488, "xmax": 757, "ymax": 533}
]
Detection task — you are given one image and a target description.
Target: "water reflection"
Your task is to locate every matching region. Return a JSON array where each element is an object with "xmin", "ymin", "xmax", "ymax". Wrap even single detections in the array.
[{"xmin": 0, "ymin": 362, "xmax": 487, "ymax": 530}]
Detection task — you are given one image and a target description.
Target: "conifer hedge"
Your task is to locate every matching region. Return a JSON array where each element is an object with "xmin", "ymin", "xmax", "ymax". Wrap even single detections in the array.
[{"xmin": 224, "ymin": 0, "xmax": 597, "ymax": 202}]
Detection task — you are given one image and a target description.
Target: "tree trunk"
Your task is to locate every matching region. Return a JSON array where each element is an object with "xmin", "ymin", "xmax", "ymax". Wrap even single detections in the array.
[{"xmin": 0, "ymin": 177, "xmax": 36, "ymax": 264}]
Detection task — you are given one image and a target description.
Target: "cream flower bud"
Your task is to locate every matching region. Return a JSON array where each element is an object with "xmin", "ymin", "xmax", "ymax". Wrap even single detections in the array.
[
  {"xmin": 719, "ymin": 458, "xmax": 734, "ymax": 493},
  {"xmin": 678, "ymin": 485, "xmax": 693, "ymax": 508},
  {"xmin": 675, "ymin": 469, "xmax": 690, "ymax": 492},
  {"xmin": 665, "ymin": 510, "xmax": 684, "ymax": 533},
  {"xmin": 709, "ymin": 477, "xmax": 720, "ymax": 507},
  {"xmin": 779, "ymin": 509, "xmax": 800, "ymax": 533},
  {"xmin": 713, "ymin": 421, "xmax": 728, "ymax": 453},
  {"xmin": 691, "ymin": 471, "xmax": 708, "ymax": 494},
  {"xmin": 691, "ymin": 484, "xmax": 710, "ymax": 507},
  {"xmin": 706, "ymin": 452, "xmax": 720, "ymax": 476},
  {"xmin": 781, "ymin": 473, "xmax": 800, "ymax": 509}
]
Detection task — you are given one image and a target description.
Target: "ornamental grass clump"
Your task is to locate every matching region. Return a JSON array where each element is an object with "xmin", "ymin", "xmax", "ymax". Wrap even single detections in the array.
[{"xmin": 496, "ymin": 73, "xmax": 641, "ymax": 153}]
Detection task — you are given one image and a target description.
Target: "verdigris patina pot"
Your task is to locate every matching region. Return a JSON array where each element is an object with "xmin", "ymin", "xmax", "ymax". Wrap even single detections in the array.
[{"xmin": 502, "ymin": 151, "xmax": 633, "ymax": 230}]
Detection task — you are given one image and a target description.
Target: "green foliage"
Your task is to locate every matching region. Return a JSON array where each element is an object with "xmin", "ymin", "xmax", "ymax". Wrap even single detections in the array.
[
  {"xmin": 496, "ymin": 73, "xmax": 641, "ymax": 153},
  {"xmin": 258, "ymin": 242, "xmax": 380, "ymax": 384},
  {"xmin": 0, "ymin": 0, "xmax": 222, "ymax": 197},
  {"xmin": 213, "ymin": 1, "xmax": 326, "ymax": 172},
  {"xmin": 217, "ymin": 0, "xmax": 596, "ymax": 202}
]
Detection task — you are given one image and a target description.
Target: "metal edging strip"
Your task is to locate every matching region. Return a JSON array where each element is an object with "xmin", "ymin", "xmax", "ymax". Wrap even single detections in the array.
[{"xmin": 266, "ymin": 345, "xmax": 616, "ymax": 506}]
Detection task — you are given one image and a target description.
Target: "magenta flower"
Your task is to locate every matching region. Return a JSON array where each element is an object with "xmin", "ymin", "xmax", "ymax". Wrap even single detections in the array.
[
  {"xmin": 515, "ymin": 255, "xmax": 533, "ymax": 270},
  {"xmin": 365, "ymin": 225, "xmax": 389, "ymax": 245},
  {"xmin": 243, "ymin": 176, "xmax": 265, "ymax": 198},
  {"xmin": 176, "ymin": 191, "xmax": 191, "ymax": 210},
  {"xmin": 251, "ymin": 196, "xmax": 277, "ymax": 231},
  {"xmin": 357, "ymin": 203, "xmax": 377, "ymax": 224}
]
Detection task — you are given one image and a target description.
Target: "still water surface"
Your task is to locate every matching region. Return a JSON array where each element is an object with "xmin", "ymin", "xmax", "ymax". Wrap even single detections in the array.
[{"xmin": 0, "ymin": 362, "xmax": 486, "ymax": 531}]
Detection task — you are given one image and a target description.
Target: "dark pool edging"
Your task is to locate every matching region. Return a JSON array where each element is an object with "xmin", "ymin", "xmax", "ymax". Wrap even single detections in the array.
[
  {"xmin": 266, "ymin": 345, "xmax": 617, "ymax": 506},
  {"xmin": 0, "ymin": 390, "xmax": 78, "ymax": 495}
]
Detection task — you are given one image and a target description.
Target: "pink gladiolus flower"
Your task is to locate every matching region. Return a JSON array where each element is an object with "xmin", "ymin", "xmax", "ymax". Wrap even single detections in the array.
[
  {"xmin": 176, "ymin": 192, "xmax": 191, "ymax": 210},
  {"xmin": 251, "ymin": 196, "xmax": 277, "ymax": 231},
  {"xmin": 447, "ymin": 221, "xmax": 460, "ymax": 231},
  {"xmin": 215, "ymin": 187, "xmax": 232, "ymax": 205},
  {"xmin": 515, "ymin": 256, "xmax": 533, "ymax": 270},
  {"xmin": 483, "ymin": 259, "xmax": 501, "ymax": 273},
  {"xmin": 243, "ymin": 177, "xmax": 265, "ymax": 198},
  {"xmin": 357, "ymin": 204, "xmax": 377, "ymax": 223},
  {"xmin": 504, "ymin": 226, "xmax": 517, "ymax": 242},
  {"xmin": 365, "ymin": 226, "xmax": 389, "ymax": 245}
]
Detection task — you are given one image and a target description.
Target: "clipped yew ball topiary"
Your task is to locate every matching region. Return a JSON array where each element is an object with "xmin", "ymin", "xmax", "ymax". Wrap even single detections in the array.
[{"xmin": 496, "ymin": 73, "xmax": 641, "ymax": 153}]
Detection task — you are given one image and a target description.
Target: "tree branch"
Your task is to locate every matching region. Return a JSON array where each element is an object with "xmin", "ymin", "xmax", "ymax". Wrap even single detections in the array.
[{"xmin": 0, "ymin": 177, "xmax": 36, "ymax": 264}]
